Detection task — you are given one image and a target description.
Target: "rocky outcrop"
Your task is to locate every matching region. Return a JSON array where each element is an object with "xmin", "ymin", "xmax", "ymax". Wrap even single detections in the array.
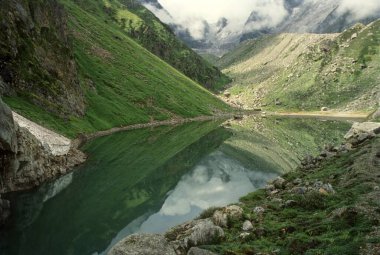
[
  {"xmin": 108, "ymin": 234, "xmax": 176, "ymax": 255},
  {"xmin": 344, "ymin": 122, "xmax": 380, "ymax": 140},
  {"xmin": 108, "ymin": 218, "xmax": 225, "ymax": 255},
  {"xmin": 187, "ymin": 247, "xmax": 218, "ymax": 255},
  {"xmin": 0, "ymin": 0, "xmax": 85, "ymax": 117},
  {"xmin": 1, "ymin": 123, "xmax": 86, "ymax": 193},
  {"xmin": 0, "ymin": 97, "xmax": 17, "ymax": 153},
  {"xmin": 166, "ymin": 219, "xmax": 224, "ymax": 254},
  {"xmin": 0, "ymin": 97, "xmax": 16, "ymax": 224},
  {"xmin": 0, "ymin": 99, "xmax": 86, "ymax": 225},
  {"xmin": 212, "ymin": 205, "xmax": 244, "ymax": 228}
]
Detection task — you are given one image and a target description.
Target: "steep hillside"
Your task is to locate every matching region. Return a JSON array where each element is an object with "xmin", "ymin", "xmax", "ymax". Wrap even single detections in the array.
[
  {"xmin": 99, "ymin": 0, "xmax": 230, "ymax": 91},
  {"xmin": 1, "ymin": 0, "xmax": 230, "ymax": 138},
  {"xmin": 0, "ymin": 0, "xmax": 85, "ymax": 117},
  {"xmin": 219, "ymin": 21, "xmax": 380, "ymax": 112}
]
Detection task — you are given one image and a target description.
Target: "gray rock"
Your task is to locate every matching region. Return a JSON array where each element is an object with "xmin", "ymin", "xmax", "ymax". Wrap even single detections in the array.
[
  {"xmin": 321, "ymin": 107, "xmax": 328, "ymax": 111},
  {"xmin": 212, "ymin": 210, "xmax": 227, "ymax": 228},
  {"xmin": 242, "ymin": 220, "xmax": 254, "ymax": 231},
  {"xmin": 108, "ymin": 234, "xmax": 176, "ymax": 255},
  {"xmin": 166, "ymin": 219, "xmax": 224, "ymax": 253},
  {"xmin": 292, "ymin": 186, "xmax": 307, "ymax": 194},
  {"xmin": 265, "ymin": 184, "xmax": 275, "ymax": 192},
  {"xmin": 186, "ymin": 219, "xmax": 224, "ymax": 247},
  {"xmin": 224, "ymin": 205, "xmax": 244, "ymax": 219},
  {"xmin": 273, "ymin": 177, "xmax": 286, "ymax": 189},
  {"xmin": 253, "ymin": 206, "xmax": 265, "ymax": 214},
  {"xmin": 212, "ymin": 205, "xmax": 243, "ymax": 228},
  {"xmin": 0, "ymin": 97, "xmax": 17, "ymax": 152},
  {"xmin": 285, "ymin": 200, "xmax": 298, "ymax": 207},
  {"xmin": 344, "ymin": 122, "xmax": 380, "ymax": 140},
  {"xmin": 187, "ymin": 247, "xmax": 217, "ymax": 255}
]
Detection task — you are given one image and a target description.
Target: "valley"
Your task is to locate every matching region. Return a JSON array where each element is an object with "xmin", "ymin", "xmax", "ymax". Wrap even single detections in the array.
[{"xmin": 0, "ymin": 0, "xmax": 379, "ymax": 254}]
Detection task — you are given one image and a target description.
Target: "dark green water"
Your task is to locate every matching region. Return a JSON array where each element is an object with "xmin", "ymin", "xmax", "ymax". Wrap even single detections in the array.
[{"xmin": 0, "ymin": 117, "xmax": 353, "ymax": 255}]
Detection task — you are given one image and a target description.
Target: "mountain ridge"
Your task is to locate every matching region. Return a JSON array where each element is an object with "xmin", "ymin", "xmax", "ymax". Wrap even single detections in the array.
[{"xmin": 218, "ymin": 20, "xmax": 380, "ymax": 113}]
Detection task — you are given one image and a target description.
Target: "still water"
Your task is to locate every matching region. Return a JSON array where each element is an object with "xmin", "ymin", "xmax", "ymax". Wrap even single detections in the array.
[{"xmin": 1, "ymin": 116, "xmax": 352, "ymax": 255}]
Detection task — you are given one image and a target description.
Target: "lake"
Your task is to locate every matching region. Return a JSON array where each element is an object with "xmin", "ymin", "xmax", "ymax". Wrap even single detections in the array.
[{"xmin": 0, "ymin": 116, "xmax": 353, "ymax": 255}]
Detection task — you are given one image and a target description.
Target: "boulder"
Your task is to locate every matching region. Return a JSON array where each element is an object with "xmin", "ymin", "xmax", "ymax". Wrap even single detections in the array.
[
  {"xmin": 242, "ymin": 220, "xmax": 254, "ymax": 231},
  {"xmin": 187, "ymin": 247, "xmax": 217, "ymax": 255},
  {"xmin": 212, "ymin": 210, "xmax": 228, "ymax": 228},
  {"xmin": 224, "ymin": 205, "xmax": 244, "ymax": 219},
  {"xmin": 351, "ymin": 33, "xmax": 358, "ymax": 40},
  {"xmin": 212, "ymin": 205, "xmax": 243, "ymax": 228},
  {"xmin": 344, "ymin": 122, "xmax": 380, "ymax": 140},
  {"xmin": 272, "ymin": 177, "xmax": 286, "ymax": 189},
  {"xmin": 166, "ymin": 219, "xmax": 224, "ymax": 253},
  {"xmin": 108, "ymin": 234, "xmax": 176, "ymax": 255},
  {"xmin": 321, "ymin": 107, "xmax": 328, "ymax": 112}
]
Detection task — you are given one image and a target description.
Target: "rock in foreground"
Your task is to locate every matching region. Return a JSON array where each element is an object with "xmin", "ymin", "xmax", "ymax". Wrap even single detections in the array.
[{"xmin": 108, "ymin": 234, "xmax": 176, "ymax": 255}]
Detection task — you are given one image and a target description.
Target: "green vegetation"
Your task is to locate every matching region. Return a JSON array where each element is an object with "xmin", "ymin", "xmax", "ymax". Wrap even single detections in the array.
[
  {"xmin": 219, "ymin": 21, "xmax": 380, "ymax": 112},
  {"xmin": 4, "ymin": 0, "xmax": 230, "ymax": 138},
  {"xmin": 97, "ymin": 0, "xmax": 230, "ymax": 91},
  {"xmin": 204, "ymin": 137, "xmax": 380, "ymax": 254},
  {"xmin": 199, "ymin": 53, "xmax": 221, "ymax": 66}
]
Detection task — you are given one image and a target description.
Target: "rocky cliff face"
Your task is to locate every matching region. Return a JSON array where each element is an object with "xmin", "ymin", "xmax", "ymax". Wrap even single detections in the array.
[
  {"xmin": 0, "ymin": 98, "xmax": 85, "ymax": 225},
  {"xmin": 0, "ymin": 0, "xmax": 85, "ymax": 117}
]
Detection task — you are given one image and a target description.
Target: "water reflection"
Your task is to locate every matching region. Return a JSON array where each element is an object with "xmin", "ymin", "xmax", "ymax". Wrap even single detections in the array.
[
  {"xmin": 2, "ymin": 117, "xmax": 353, "ymax": 255},
  {"xmin": 140, "ymin": 151, "xmax": 277, "ymax": 232}
]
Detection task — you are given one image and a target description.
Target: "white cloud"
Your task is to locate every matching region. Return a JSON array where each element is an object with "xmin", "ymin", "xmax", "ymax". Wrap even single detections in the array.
[
  {"xmin": 144, "ymin": 3, "xmax": 174, "ymax": 24},
  {"xmin": 158, "ymin": 0, "xmax": 288, "ymax": 39},
  {"xmin": 338, "ymin": 0, "xmax": 380, "ymax": 21},
  {"xmin": 149, "ymin": 0, "xmax": 380, "ymax": 41}
]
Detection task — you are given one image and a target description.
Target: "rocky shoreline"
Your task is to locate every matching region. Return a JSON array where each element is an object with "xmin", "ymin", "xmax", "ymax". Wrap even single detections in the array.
[
  {"xmin": 0, "ymin": 99, "xmax": 86, "ymax": 225},
  {"xmin": 107, "ymin": 121, "xmax": 380, "ymax": 255}
]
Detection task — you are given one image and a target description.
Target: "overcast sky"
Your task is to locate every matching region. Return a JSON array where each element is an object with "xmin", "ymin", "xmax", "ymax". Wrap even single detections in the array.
[
  {"xmin": 158, "ymin": 0, "xmax": 288, "ymax": 39},
  {"xmin": 153, "ymin": 0, "xmax": 380, "ymax": 40}
]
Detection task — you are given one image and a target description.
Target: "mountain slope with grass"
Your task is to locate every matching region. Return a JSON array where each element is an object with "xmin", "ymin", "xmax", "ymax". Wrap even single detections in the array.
[
  {"xmin": 99, "ymin": 0, "xmax": 230, "ymax": 91},
  {"xmin": 1, "ymin": 0, "xmax": 230, "ymax": 138},
  {"xmin": 219, "ymin": 21, "xmax": 380, "ymax": 113}
]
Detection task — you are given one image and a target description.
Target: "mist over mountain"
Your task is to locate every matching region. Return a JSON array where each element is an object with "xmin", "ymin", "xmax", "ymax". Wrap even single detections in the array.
[{"xmin": 140, "ymin": 0, "xmax": 380, "ymax": 55}]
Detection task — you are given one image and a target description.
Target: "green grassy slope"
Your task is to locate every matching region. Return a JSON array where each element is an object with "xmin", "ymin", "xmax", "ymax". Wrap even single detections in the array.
[
  {"xmin": 4, "ymin": 0, "xmax": 230, "ymax": 138},
  {"xmin": 204, "ymin": 136, "xmax": 380, "ymax": 255},
  {"xmin": 98, "ymin": 0, "xmax": 230, "ymax": 91},
  {"xmin": 219, "ymin": 21, "xmax": 380, "ymax": 112}
]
